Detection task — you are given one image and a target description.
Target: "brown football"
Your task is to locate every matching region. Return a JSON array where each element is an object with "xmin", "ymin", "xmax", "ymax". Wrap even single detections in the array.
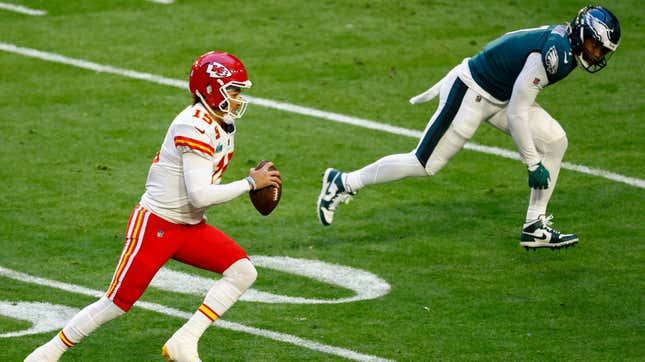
[{"xmin": 249, "ymin": 160, "xmax": 282, "ymax": 216}]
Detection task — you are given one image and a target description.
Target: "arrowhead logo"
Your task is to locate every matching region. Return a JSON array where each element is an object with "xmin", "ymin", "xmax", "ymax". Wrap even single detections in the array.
[{"xmin": 206, "ymin": 62, "xmax": 232, "ymax": 79}]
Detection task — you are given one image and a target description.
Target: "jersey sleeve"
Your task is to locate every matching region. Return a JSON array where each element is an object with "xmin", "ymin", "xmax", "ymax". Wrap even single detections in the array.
[
  {"xmin": 182, "ymin": 152, "xmax": 251, "ymax": 208},
  {"xmin": 172, "ymin": 123, "xmax": 217, "ymax": 160},
  {"xmin": 507, "ymin": 52, "xmax": 548, "ymax": 167}
]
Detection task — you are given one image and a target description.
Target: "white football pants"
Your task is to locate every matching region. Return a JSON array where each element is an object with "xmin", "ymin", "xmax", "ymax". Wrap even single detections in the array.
[{"xmin": 346, "ymin": 69, "xmax": 567, "ymax": 221}]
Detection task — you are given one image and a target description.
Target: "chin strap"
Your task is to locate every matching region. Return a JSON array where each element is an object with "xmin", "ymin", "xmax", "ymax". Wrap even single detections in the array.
[
  {"xmin": 574, "ymin": 53, "xmax": 588, "ymax": 70},
  {"xmin": 221, "ymin": 113, "xmax": 235, "ymax": 125},
  {"xmin": 195, "ymin": 91, "xmax": 236, "ymax": 133}
]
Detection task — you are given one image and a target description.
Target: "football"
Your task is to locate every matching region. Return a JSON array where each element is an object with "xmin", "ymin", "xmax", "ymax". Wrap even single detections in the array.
[{"xmin": 249, "ymin": 160, "xmax": 282, "ymax": 215}]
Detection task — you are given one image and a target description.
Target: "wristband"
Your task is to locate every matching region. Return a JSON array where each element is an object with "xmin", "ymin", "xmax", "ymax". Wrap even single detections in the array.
[{"xmin": 244, "ymin": 176, "xmax": 256, "ymax": 191}]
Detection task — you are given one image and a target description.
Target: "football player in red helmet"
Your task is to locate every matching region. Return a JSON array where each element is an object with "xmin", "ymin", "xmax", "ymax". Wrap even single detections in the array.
[
  {"xmin": 25, "ymin": 51, "xmax": 280, "ymax": 362},
  {"xmin": 189, "ymin": 51, "xmax": 253, "ymax": 127}
]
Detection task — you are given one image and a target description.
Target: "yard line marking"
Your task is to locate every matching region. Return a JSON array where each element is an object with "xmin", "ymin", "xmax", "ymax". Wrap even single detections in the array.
[
  {"xmin": 0, "ymin": 302, "xmax": 80, "ymax": 338},
  {"xmin": 0, "ymin": 41, "xmax": 642, "ymax": 189},
  {"xmin": 0, "ymin": 2, "xmax": 46, "ymax": 15},
  {"xmin": 0, "ymin": 266, "xmax": 394, "ymax": 362},
  {"xmin": 0, "ymin": 42, "xmax": 185, "ymax": 88},
  {"xmin": 146, "ymin": 0, "xmax": 174, "ymax": 4}
]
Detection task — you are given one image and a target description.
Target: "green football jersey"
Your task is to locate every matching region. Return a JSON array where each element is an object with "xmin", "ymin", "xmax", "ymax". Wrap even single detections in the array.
[{"xmin": 468, "ymin": 24, "xmax": 576, "ymax": 102}]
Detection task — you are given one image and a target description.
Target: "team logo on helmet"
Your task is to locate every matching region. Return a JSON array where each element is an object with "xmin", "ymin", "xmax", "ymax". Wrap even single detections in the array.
[
  {"xmin": 206, "ymin": 62, "xmax": 232, "ymax": 79},
  {"xmin": 545, "ymin": 46, "xmax": 559, "ymax": 75},
  {"xmin": 587, "ymin": 14, "xmax": 618, "ymax": 51}
]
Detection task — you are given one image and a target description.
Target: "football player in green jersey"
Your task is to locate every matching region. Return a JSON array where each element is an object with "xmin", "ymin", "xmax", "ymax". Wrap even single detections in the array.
[{"xmin": 317, "ymin": 6, "xmax": 621, "ymax": 250}]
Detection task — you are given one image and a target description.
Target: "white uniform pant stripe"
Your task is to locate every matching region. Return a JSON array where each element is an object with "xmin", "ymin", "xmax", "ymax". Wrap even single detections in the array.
[
  {"xmin": 107, "ymin": 205, "xmax": 144, "ymax": 291},
  {"xmin": 107, "ymin": 209, "xmax": 150, "ymax": 300}
]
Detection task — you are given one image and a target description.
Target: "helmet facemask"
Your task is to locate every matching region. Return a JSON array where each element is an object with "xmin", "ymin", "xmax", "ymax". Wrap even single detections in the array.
[
  {"xmin": 217, "ymin": 82, "xmax": 252, "ymax": 121},
  {"xmin": 197, "ymin": 80, "xmax": 252, "ymax": 125},
  {"xmin": 576, "ymin": 35, "xmax": 614, "ymax": 73}
]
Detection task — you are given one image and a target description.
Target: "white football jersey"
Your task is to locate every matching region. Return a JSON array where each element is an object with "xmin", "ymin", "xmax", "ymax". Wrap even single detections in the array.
[{"xmin": 140, "ymin": 103, "xmax": 235, "ymax": 225}]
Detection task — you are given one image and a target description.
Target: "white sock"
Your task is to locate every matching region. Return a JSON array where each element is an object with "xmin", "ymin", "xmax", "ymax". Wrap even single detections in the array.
[
  {"xmin": 29, "ymin": 334, "xmax": 68, "ymax": 361},
  {"xmin": 63, "ymin": 296, "xmax": 125, "ymax": 342},
  {"xmin": 525, "ymin": 136, "xmax": 567, "ymax": 222},
  {"xmin": 176, "ymin": 258, "xmax": 257, "ymax": 340},
  {"xmin": 30, "ymin": 296, "xmax": 124, "ymax": 360},
  {"xmin": 345, "ymin": 152, "xmax": 427, "ymax": 193},
  {"xmin": 525, "ymin": 209, "xmax": 546, "ymax": 224}
]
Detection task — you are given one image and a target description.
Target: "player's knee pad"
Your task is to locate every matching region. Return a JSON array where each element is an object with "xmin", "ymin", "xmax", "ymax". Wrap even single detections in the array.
[
  {"xmin": 556, "ymin": 134, "xmax": 568, "ymax": 154},
  {"xmin": 64, "ymin": 296, "xmax": 125, "ymax": 341},
  {"xmin": 422, "ymin": 128, "xmax": 467, "ymax": 176},
  {"xmin": 92, "ymin": 296, "xmax": 126, "ymax": 324},
  {"xmin": 542, "ymin": 134, "xmax": 568, "ymax": 160},
  {"xmin": 222, "ymin": 258, "xmax": 257, "ymax": 292},
  {"xmin": 450, "ymin": 118, "xmax": 480, "ymax": 140}
]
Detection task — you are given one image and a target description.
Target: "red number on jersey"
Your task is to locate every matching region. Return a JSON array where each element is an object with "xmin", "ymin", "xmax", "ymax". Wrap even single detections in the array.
[
  {"xmin": 192, "ymin": 109, "xmax": 215, "ymax": 125},
  {"xmin": 211, "ymin": 151, "xmax": 234, "ymax": 184}
]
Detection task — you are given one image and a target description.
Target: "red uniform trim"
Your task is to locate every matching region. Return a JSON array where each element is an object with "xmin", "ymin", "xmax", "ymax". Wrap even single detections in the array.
[
  {"xmin": 198, "ymin": 303, "xmax": 220, "ymax": 321},
  {"xmin": 58, "ymin": 331, "xmax": 75, "ymax": 347},
  {"xmin": 106, "ymin": 207, "xmax": 147, "ymax": 298},
  {"xmin": 174, "ymin": 136, "xmax": 214, "ymax": 157}
]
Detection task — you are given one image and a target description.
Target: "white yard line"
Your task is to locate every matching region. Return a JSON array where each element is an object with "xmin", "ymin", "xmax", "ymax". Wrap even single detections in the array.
[
  {"xmin": 0, "ymin": 41, "xmax": 642, "ymax": 189},
  {"xmin": 0, "ymin": 2, "xmax": 46, "ymax": 15},
  {"xmin": 147, "ymin": 0, "xmax": 174, "ymax": 3},
  {"xmin": 0, "ymin": 266, "xmax": 394, "ymax": 362}
]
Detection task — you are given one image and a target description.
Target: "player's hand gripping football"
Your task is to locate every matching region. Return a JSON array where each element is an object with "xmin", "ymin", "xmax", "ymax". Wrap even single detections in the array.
[
  {"xmin": 248, "ymin": 161, "xmax": 281, "ymax": 190},
  {"xmin": 248, "ymin": 160, "xmax": 282, "ymax": 216}
]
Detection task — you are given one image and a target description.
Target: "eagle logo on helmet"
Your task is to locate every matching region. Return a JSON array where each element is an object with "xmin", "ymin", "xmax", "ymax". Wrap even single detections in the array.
[
  {"xmin": 587, "ymin": 14, "xmax": 618, "ymax": 51},
  {"xmin": 206, "ymin": 62, "xmax": 232, "ymax": 79}
]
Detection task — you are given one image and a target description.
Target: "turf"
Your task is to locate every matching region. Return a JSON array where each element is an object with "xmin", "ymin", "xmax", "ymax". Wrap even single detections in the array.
[{"xmin": 0, "ymin": 1, "xmax": 643, "ymax": 361}]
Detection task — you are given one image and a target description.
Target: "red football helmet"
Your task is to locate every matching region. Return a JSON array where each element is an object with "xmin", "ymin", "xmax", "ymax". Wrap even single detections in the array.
[{"xmin": 189, "ymin": 51, "xmax": 252, "ymax": 121}]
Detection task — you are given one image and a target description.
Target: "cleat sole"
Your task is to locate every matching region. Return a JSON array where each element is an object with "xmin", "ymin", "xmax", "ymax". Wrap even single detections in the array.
[
  {"xmin": 520, "ymin": 239, "xmax": 578, "ymax": 251},
  {"xmin": 162, "ymin": 345, "xmax": 172, "ymax": 361}
]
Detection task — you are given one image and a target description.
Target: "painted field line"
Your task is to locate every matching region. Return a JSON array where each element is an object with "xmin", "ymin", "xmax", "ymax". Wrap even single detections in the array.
[
  {"xmin": 0, "ymin": 2, "xmax": 46, "ymax": 15},
  {"xmin": 0, "ymin": 266, "xmax": 393, "ymax": 362},
  {"xmin": 0, "ymin": 41, "xmax": 642, "ymax": 189},
  {"xmin": 147, "ymin": 0, "xmax": 174, "ymax": 4}
]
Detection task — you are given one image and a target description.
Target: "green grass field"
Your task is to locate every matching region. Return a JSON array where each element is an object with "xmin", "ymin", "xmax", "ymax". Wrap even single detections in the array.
[{"xmin": 1, "ymin": 1, "xmax": 643, "ymax": 361}]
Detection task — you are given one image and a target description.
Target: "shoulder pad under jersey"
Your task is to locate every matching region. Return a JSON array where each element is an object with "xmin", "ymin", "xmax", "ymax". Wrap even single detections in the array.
[{"xmin": 542, "ymin": 24, "xmax": 576, "ymax": 84}]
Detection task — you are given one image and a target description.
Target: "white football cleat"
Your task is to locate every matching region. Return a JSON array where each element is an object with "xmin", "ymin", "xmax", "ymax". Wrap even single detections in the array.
[
  {"xmin": 24, "ymin": 345, "xmax": 58, "ymax": 362},
  {"xmin": 317, "ymin": 168, "xmax": 355, "ymax": 226},
  {"xmin": 520, "ymin": 214, "xmax": 578, "ymax": 250},
  {"xmin": 162, "ymin": 331, "xmax": 201, "ymax": 362}
]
